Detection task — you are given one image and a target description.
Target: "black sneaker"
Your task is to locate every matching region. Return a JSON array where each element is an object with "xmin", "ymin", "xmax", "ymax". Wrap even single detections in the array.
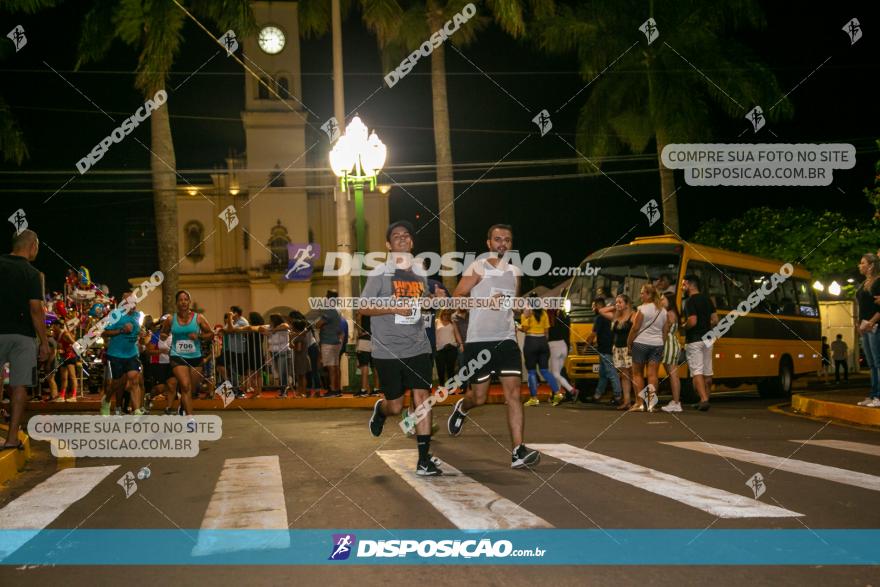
[
  {"xmin": 353, "ymin": 389, "xmax": 368, "ymax": 398},
  {"xmin": 324, "ymin": 390, "xmax": 343, "ymax": 398},
  {"xmin": 428, "ymin": 453, "xmax": 442, "ymax": 467},
  {"xmin": 447, "ymin": 398, "xmax": 467, "ymax": 436},
  {"xmin": 696, "ymin": 401, "xmax": 710, "ymax": 411},
  {"xmin": 369, "ymin": 399, "xmax": 386, "ymax": 437},
  {"xmin": 416, "ymin": 459, "xmax": 442, "ymax": 476},
  {"xmin": 511, "ymin": 444, "xmax": 541, "ymax": 469}
]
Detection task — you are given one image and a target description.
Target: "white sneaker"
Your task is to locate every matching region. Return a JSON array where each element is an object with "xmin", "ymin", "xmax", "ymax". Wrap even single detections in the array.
[
  {"xmin": 646, "ymin": 386, "xmax": 658, "ymax": 412},
  {"xmin": 868, "ymin": 398, "xmax": 880, "ymax": 408},
  {"xmin": 661, "ymin": 401, "xmax": 682, "ymax": 413},
  {"xmin": 857, "ymin": 397, "xmax": 874, "ymax": 406}
]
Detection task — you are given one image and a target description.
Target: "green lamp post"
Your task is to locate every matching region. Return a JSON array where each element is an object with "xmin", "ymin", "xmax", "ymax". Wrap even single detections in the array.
[{"xmin": 329, "ymin": 116, "xmax": 387, "ymax": 273}]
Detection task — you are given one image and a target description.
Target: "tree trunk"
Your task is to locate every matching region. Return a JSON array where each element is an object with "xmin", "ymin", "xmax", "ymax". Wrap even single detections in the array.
[
  {"xmin": 428, "ymin": 4, "xmax": 457, "ymax": 291},
  {"xmin": 150, "ymin": 93, "xmax": 179, "ymax": 314},
  {"xmin": 655, "ymin": 131, "xmax": 679, "ymax": 236}
]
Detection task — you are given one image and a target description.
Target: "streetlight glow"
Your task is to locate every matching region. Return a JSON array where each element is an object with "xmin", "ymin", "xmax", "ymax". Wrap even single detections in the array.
[
  {"xmin": 812, "ymin": 281, "xmax": 824, "ymax": 291},
  {"xmin": 828, "ymin": 281, "xmax": 842, "ymax": 296},
  {"xmin": 329, "ymin": 115, "xmax": 386, "ymax": 190}
]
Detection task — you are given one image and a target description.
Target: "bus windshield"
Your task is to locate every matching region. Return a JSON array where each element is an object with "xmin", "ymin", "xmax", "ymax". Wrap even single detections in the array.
[{"xmin": 567, "ymin": 253, "xmax": 681, "ymax": 321}]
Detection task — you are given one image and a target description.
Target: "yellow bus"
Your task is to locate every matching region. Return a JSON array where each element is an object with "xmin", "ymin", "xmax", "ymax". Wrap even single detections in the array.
[{"xmin": 563, "ymin": 235, "xmax": 821, "ymax": 398}]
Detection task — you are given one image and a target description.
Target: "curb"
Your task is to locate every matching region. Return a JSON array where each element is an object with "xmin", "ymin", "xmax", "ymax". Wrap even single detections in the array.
[
  {"xmin": 791, "ymin": 393, "xmax": 880, "ymax": 427},
  {"xmin": 26, "ymin": 388, "xmax": 559, "ymax": 412},
  {"xmin": 0, "ymin": 424, "xmax": 32, "ymax": 486}
]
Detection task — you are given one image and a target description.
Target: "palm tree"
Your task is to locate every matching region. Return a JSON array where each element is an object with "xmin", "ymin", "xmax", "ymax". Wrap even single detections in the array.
[
  {"xmin": 533, "ymin": 0, "xmax": 794, "ymax": 233},
  {"xmin": 77, "ymin": 0, "xmax": 254, "ymax": 312},
  {"xmin": 1, "ymin": 0, "xmax": 57, "ymax": 164},
  {"xmin": 300, "ymin": 0, "xmax": 553, "ymax": 289}
]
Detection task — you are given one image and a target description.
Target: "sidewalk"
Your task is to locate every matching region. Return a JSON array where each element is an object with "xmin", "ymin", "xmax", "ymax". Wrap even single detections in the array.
[{"xmin": 791, "ymin": 390, "xmax": 880, "ymax": 427}]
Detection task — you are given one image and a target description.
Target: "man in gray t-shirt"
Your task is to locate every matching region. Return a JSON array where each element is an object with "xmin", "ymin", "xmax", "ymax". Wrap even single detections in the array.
[{"xmin": 363, "ymin": 221, "xmax": 442, "ymax": 476}]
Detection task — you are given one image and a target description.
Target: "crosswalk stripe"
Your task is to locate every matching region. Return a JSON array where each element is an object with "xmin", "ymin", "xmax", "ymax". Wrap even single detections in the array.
[
  {"xmin": 191, "ymin": 455, "xmax": 290, "ymax": 556},
  {"xmin": 0, "ymin": 465, "xmax": 119, "ymax": 561},
  {"xmin": 532, "ymin": 443, "xmax": 801, "ymax": 519},
  {"xmin": 376, "ymin": 450, "xmax": 553, "ymax": 529},
  {"xmin": 663, "ymin": 442, "xmax": 880, "ymax": 493},
  {"xmin": 789, "ymin": 439, "xmax": 880, "ymax": 458}
]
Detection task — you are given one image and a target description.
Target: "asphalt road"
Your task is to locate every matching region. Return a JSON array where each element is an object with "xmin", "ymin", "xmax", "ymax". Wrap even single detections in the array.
[{"xmin": 1, "ymin": 394, "xmax": 878, "ymax": 585}]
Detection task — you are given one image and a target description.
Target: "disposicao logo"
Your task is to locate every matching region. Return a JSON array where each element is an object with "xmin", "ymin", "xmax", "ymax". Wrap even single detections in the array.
[{"xmin": 329, "ymin": 533, "xmax": 356, "ymax": 560}]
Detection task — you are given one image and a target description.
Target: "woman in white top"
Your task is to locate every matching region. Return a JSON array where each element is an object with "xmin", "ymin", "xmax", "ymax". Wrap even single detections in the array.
[
  {"xmin": 626, "ymin": 283, "xmax": 669, "ymax": 412},
  {"xmin": 262, "ymin": 313, "xmax": 292, "ymax": 397}
]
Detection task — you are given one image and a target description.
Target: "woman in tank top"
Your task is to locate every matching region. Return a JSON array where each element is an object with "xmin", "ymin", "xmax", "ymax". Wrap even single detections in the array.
[
  {"xmin": 160, "ymin": 290, "xmax": 213, "ymax": 415},
  {"xmin": 627, "ymin": 284, "xmax": 669, "ymax": 412},
  {"xmin": 598, "ymin": 294, "xmax": 635, "ymax": 410}
]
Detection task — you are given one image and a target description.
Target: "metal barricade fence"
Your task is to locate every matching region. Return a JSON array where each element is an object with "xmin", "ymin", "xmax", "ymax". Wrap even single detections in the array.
[{"xmin": 210, "ymin": 330, "xmax": 296, "ymax": 394}]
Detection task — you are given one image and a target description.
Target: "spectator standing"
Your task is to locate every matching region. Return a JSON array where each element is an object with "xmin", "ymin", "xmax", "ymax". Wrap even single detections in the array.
[
  {"xmin": 830, "ymin": 334, "xmax": 848, "ymax": 383},
  {"xmin": 598, "ymin": 295, "xmax": 635, "ymax": 410},
  {"xmin": 316, "ymin": 290, "xmax": 344, "ymax": 397},
  {"xmin": 519, "ymin": 303, "xmax": 561, "ymax": 406},
  {"xmin": 856, "ymin": 254, "xmax": 880, "ymax": 406},
  {"xmin": 263, "ymin": 313, "xmax": 292, "ymax": 397},
  {"xmin": 434, "ymin": 310, "xmax": 458, "ymax": 386},
  {"xmin": 681, "ymin": 274, "xmax": 718, "ymax": 411},
  {"xmin": 588, "ymin": 298, "xmax": 621, "ymax": 404},
  {"xmin": 1, "ymin": 230, "xmax": 49, "ymax": 450},
  {"xmin": 819, "ymin": 336, "xmax": 831, "ymax": 384},
  {"xmin": 43, "ymin": 320, "xmax": 60, "ymax": 401},
  {"xmin": 660, "ymin": 292, "xmax": 684, "ymax": 412},
  {"xmin": 547, "ymin": 308, "xmax": 577, "ymax": 403},
  {"xmin": 627, "ymin": 284, "xmax": 668, "ymax": 412},
  {"xmin": 354, "ymin": 315, "xmax": 379, "ymax": 397},
  {"xmin": 223, "ymin": 306, "xmax": 249, "ymax": 397},
  {"xmin": 247, "ymin": 311, "xmax": 266, "ymax": 397}
]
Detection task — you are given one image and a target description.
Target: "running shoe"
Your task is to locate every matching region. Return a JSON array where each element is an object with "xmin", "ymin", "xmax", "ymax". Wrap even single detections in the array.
[
  {"xmin": 695, "ymin": 401, "xmax": 711, "ymax": 411},
  {"xmin": 354, "ymin": 389, "xmax": 369, "ymax": 398},
  {"xmin": 551, "ymin": 392, "xmax": 566, "ymax": 406},
  {"xmin": 369, "ymin": 399, "xmax": 386, "ymax": 437},
  {"xmin": 100, "ymin": 399, "xmax": 111, "ymax": 416},
  {"xmin": 447, "ymin": 398, "xmax": 467, "ymax": 436},
  {"xmin": 133, "ymin": 408, "xmax": 145, "ymax": 416},
  {"xmin": 511, "ymin": 444, "xmax": 541, "ymax": 469},
  {"xmin": 867, "ymin": 398, "xmax": 880, "ymax": 408},
  {"xmin": 416, "ymin": 459, "xmax": 442, "ymax": 476},
  {"xmin": 53, "ymin": 397, "xmax": 66, "ymax": 403},
  {"xmin": 524, "ymin": 397, "xmax": 540, "ymax": 407},
  {"xmin": 660, "ymin": 401, "xmax": 682, "ymax": 413},
  {"xmin": 324, "ymin": 390, "xmax": 343, "ymax": 398},
  {"xmin": 66, "ymin": 396, "xmax": 77, "ymax": 402},
  {"xmin": 857, "ymin": 397, "xmax": 874, "ymax": 406}
]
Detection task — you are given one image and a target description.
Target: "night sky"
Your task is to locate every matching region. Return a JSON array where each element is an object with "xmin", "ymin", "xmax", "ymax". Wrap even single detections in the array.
[{"xmin": 1, "ymin": 0, "xmax": 878, "ymax": 297}]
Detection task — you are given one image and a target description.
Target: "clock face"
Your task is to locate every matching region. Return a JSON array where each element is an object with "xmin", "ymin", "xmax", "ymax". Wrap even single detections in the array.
[{"xmin": 258, "ymin": 26, "xmax": 285, "ymax": 54}]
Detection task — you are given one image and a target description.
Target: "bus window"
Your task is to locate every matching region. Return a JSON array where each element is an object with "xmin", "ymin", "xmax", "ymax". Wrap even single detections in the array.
[
  {"xmin": 776, "ymin": 279, "xmax": 798, "ymax": 315},
  {"xmin": 705, "ymin": 266, "xmax": 731, "ymax": 310},
  {"xmin": 725, "ymin": 270, "xmax": 753, "ymax": 309},
  {"xmin": 751, "ymin": 272, "xmax": 779, "ymax": 314},
  {"xmin": 794, "ymin": 278, "xmax": 820, "ymax": 317}
]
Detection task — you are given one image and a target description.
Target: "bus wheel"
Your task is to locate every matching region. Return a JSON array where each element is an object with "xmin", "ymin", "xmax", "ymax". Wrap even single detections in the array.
[{"xmin": 758, "ymin": 356, "xmax": 794, "ymax": 398}]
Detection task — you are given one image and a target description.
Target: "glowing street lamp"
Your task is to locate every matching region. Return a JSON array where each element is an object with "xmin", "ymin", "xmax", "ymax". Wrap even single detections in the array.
[
  {"xmin": 828, "ymin": 281, "xmax": 842, "ymax": 296},
  {"xmin": 329, "ymin": 116, "xmax": 387, "ymax": 258}
]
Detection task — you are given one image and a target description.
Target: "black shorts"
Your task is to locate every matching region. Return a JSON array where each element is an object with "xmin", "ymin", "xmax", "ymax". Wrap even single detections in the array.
[
  {"xmin": 374, "ymin": 353, "xmax": 433, "ymax": 401},
  {"xmin": 107, "ymin": 355, "xmax": 141, "ymax": 380},
  {"xmin": 464, "ymin": 339, "xmax": 522, "ymax": 384},
  {"xmin": 62, "ymin": 356, "xmax": 79, "ymax": 366},
  {"xmin": 357, "ymin": 351, "xmax": 372, "ymax": 368},
  {"xmin": 170, "ymin": 356, "xmax": 203, "ymax": 369}
]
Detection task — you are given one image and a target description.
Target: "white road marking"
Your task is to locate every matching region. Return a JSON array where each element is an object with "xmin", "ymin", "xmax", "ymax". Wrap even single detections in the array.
[
  {"xmin": 191, "ymin": 455, "xmax": 290, "ymax": 556},
  {"xmin": 533, "ymin": 443, "xmax": 800, "ymax": 518},
  {"xmin": 789, "ymin": 439, "xmax": 880, "ymax": 458},
  {"xmin": 0, "ymin": 465, "xmax": 119, "ymax": 561},
  {"xmin": 664, "ymin": 441, "xmax": 880, "ymax": 492},
  {"xmin": 376, "ymin": 449, "xmax": 553, "ymax": 529}
]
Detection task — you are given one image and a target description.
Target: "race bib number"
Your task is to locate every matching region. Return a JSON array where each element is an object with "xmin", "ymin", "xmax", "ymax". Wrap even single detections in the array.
[
  {"xmin": 490, "ymin": 287, "xmax": 514, "ymax": 310},
  {"xmin": 175, "ymin": 339, "xmax": 197, "ymax": 354},
  {"xmin": 423, "ymin": 313, "xmax": 432, "ymax": 328},
  {"xmin": 395, "ymin": 304, "xmax": 421, "ymax": 325}
]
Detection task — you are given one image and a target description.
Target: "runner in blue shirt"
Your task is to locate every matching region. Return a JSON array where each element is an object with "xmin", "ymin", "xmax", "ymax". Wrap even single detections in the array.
[
  {"xmin": 160, "ymin": 290, "xmax": 214, "ymax": 415},
  {"xmin": 102, "ymin": 290, "xmax": 144, "ymax": 416}
]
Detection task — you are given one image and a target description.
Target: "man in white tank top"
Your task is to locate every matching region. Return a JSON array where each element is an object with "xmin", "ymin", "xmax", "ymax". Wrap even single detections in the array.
[{"xmin": 447, "ymin": 224, "xmax": 541, "ymax": 469}]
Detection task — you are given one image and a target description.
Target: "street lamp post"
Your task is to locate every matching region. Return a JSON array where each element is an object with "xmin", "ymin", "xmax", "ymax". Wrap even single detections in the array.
[{"xmin": 329, "ymin": 116, "xmax": 387, "ymax": 287}]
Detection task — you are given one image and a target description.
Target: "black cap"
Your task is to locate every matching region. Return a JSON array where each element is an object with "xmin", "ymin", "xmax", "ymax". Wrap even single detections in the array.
[{"xmin": 386, "ymin": 220, "xmax": 415, "ymax": 242}]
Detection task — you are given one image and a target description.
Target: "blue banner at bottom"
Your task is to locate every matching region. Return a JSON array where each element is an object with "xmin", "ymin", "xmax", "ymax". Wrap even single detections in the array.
[{"xmin": 0, "ymin": 529, "xmax": 878, "ymax": 565}]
